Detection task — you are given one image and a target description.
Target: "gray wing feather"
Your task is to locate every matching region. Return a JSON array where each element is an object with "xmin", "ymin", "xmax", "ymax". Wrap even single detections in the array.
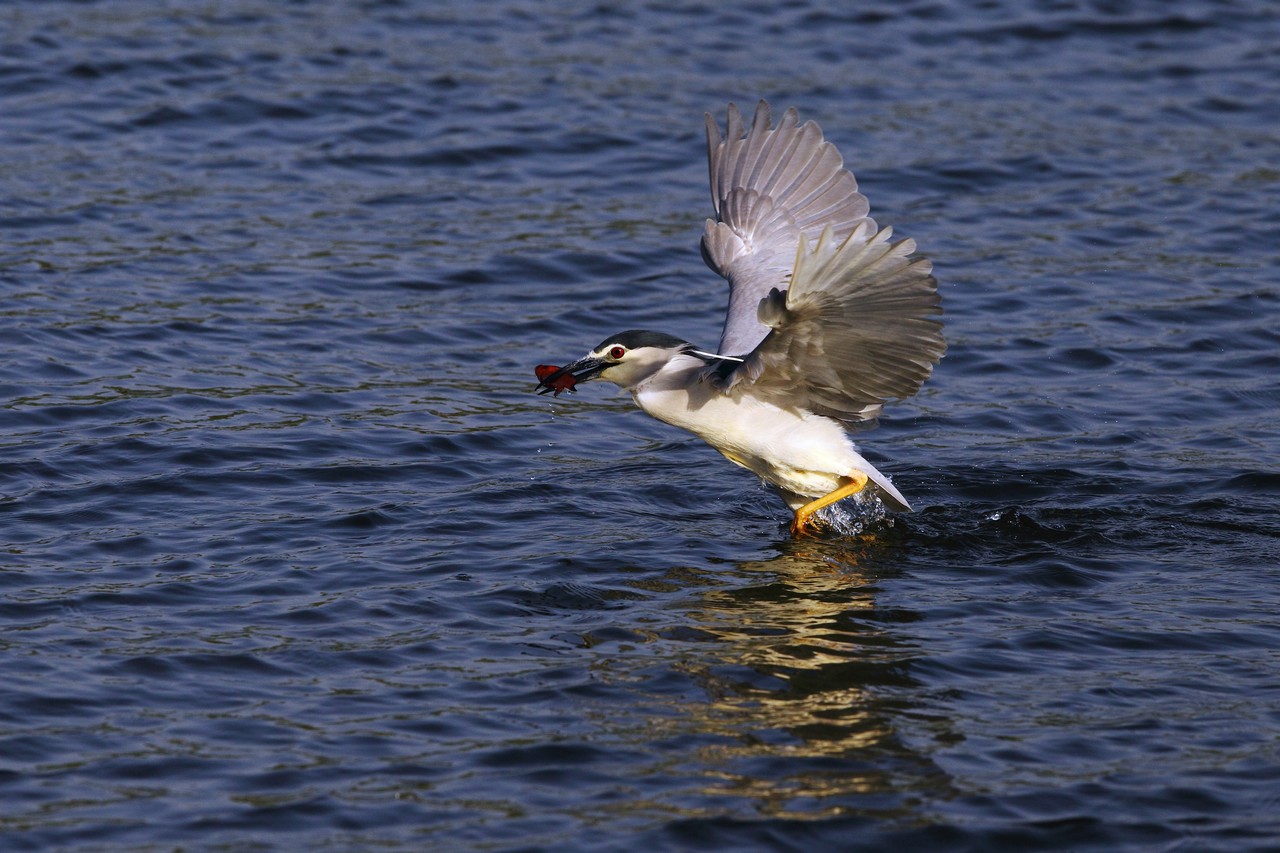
[
  {"xmin": 724, "ymin": 222, "xmax": 945, "ymax": 424},
  {"xmin": 702, "ymin": 101, "xmax": 874, "ymax": 356}
]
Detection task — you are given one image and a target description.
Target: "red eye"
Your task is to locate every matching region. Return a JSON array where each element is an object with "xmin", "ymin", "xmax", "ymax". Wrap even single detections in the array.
[{"xmin": 609, "ymin": 346, "xmax": 626, "ymax": 360}]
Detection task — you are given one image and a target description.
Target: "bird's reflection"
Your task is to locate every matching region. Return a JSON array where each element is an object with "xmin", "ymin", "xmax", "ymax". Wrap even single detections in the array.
[{"xmin": 642, "ymin": 535, "xmax": 954, "ymax": 819}]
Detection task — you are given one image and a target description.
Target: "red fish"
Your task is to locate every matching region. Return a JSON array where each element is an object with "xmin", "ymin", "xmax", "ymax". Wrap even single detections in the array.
[{"xmin": 535, "ymin": 364, "xmax": 578, "ymax": 396}]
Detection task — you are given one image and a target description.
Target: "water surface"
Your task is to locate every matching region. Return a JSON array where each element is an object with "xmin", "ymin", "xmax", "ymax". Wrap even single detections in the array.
[{"xmin": 2, "ymin": 1, "xmax": 1279, "ymax": 849}]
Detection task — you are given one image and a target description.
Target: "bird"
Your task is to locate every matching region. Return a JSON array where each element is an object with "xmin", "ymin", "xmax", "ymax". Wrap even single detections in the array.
[{"xmin": 536, "ymin": 101, "xmax": 944, "ymax": 535}]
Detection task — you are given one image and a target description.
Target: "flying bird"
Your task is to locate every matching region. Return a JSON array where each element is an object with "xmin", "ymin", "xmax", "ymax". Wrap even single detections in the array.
[{"xmin": 536, "ymin": 101, "xmax": 944, "ymax": 535}]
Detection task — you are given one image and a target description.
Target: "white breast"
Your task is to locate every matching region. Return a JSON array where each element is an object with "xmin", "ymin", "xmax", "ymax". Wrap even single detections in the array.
[
  {"xmin": 625, "ymin": 354, "xmax": 912, "ymax": 510},
  {"xmin": 631, "ymin": 359, "xmax": 860, "ymax": 498}
]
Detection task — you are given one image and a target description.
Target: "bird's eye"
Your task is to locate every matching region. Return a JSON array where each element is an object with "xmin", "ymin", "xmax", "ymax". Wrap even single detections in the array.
[{"xmin": 609, "ymin": 346, "xmax": 626, "ymax": 360}]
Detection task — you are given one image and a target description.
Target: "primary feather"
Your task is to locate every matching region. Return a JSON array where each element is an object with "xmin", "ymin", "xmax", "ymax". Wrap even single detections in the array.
[
  {"xmin": 702, "ymin": 101, "xmax": 877, "ymax": 357},
  {"xmin": 702, "ymin": 101, "xmax": 944, "ymax": 425}
]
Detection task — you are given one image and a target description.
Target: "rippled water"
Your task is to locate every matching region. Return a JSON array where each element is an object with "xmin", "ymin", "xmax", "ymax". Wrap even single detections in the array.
[{"xmin": 3, "ymin": 1, "xmax": 1279, "ymax": 849}]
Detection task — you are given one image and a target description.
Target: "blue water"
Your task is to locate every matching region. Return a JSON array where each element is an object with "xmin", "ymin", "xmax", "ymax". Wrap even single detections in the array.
[{"xmin": 3, "ymin": 1, "xmax": 1279, "ymax": 849}]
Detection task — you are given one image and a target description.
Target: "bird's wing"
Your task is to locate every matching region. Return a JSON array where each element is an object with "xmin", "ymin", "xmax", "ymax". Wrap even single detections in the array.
[
  {"xmin": 702, "ymin": 100, "xmax": 875, "ymax": 356},
  {"xmin": 719, "ymin": 222, "xmax": 945, "ymax": 424}
]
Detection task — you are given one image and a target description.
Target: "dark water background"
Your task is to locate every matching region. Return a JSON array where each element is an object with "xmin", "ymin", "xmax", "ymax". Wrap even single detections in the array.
[{"xmin": 3, "ymin": 1, "xmax": 1279, "ymax": 849}]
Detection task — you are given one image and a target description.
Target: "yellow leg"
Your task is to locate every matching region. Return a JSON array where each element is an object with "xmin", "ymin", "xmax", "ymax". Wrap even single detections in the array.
[{"xmin": 790, "ymin": 471, "xmax": 869, "ymax": 536}]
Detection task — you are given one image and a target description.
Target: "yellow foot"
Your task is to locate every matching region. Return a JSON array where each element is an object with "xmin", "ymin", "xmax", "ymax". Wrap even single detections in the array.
[{"xmin": 789, "ymin": 471, "xmax": 869, "ymax": 537}]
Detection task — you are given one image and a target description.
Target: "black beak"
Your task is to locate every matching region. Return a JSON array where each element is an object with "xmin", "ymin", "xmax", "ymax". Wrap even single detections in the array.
[{"xmin": 535, "ymin": 356, "xmax": 607, "ymax": 395}]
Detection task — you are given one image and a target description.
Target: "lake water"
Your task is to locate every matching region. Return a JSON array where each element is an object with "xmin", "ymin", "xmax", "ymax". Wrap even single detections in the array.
[{"xmin": 3, "ymin": 1, "xmax": 1279, "ymax": 849}]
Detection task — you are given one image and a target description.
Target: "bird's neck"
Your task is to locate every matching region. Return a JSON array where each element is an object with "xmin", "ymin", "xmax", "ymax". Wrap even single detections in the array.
[{"xmin": 630, "ymin": 353, "xmax": 706, "ymax": 395}]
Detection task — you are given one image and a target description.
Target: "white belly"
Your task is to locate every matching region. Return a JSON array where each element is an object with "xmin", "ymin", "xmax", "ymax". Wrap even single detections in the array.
[{"xmin": 634, "ymin": 383, "xmax": 884, "ymax": 504}]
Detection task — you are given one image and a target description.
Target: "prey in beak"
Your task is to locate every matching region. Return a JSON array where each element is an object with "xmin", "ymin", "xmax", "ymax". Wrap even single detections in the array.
[{"xmin": 534, "ymin": 357, "xmax": 606, "ymax": 396}]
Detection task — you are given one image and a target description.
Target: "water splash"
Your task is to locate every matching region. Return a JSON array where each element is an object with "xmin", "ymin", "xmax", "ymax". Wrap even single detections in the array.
[{"xmin": 815, "ymin": 491, "xmax": 889, "ymax": 536}]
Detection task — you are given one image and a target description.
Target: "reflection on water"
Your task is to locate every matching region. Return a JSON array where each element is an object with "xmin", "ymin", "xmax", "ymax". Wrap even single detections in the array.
[{"xmin": 632, "ymin": 537, "xmax": 955, "ymax": 821}]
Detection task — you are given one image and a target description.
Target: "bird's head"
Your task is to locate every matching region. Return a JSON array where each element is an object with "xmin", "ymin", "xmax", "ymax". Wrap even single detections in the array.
[{"xmin": 536, "ymin": 330, "xmax": 692, "ymax": 395}]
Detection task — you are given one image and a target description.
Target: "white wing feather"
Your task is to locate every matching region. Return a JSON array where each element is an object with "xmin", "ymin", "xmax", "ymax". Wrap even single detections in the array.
[
  {"xmin": 702, "ymin": 101, "xmax": 875, "ymax": 356},
  {"xmin": 701, "ymin": 101, "xmax": 944, "ymax": 424}
]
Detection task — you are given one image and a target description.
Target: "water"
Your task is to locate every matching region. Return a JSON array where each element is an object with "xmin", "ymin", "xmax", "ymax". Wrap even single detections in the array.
[{"xmin": 2, "ymin": 1, "xmax": 1279, "ymax": 849}]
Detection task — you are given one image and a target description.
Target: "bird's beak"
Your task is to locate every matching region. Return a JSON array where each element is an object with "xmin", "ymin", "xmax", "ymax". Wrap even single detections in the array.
[{"xmin": 535, "ymin": 356, "xmax": 607, "ymax": 396}]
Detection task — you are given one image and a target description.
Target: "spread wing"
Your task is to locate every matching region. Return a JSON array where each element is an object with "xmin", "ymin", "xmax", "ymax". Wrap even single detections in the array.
[
  {"xmin": 702, "ymin": 100, "xmax": 875, "ymax": 356},
  {"xmin": 722, "ymin": 222, "xmax": 945, "ymax": 424}
]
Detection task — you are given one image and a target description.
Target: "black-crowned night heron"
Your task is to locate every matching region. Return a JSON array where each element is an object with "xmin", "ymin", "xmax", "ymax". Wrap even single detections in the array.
[{"xmin": 536, "ymin": 101, "xmax": 944, "ymax": 535}]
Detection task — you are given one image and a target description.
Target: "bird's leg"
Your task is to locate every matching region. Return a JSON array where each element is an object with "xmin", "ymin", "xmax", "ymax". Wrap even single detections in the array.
[{"xmin": 790, "ymin": 471, "xmax": 869, "ymax": 536}]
